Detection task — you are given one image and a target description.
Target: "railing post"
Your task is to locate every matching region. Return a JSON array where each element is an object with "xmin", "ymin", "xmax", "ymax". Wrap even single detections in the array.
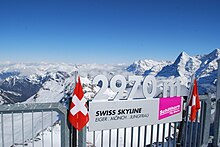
[
  {"xmin": 58, "ymin": 104, "xmax": 70, "ymax": 147},
  {"xmin": 78, "ymin": 127, "xmax": 87, "ymax": 147},
  {"xmin": 217, "ymin": 60, "xmax": 220, "ymax": 102},
  {"xmin": 213, "ymin": 100, "xmax": 220, "ymax": 147},
  {"xmin": 201, "ymin": 97, "xmax": 212, "ymax": 147},
  {"xmin": 213, "ymin": 59, "xmax": 220, "ymax": 147}
]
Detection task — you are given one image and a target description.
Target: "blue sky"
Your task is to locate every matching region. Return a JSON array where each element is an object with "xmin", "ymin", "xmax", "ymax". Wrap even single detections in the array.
[{"xmin": 0, "ymin": 0, "xmax": 220, "ymax": 64}]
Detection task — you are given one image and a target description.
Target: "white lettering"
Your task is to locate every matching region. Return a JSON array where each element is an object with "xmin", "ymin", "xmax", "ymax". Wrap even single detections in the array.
[{"xmin": 92, "ymin": 75, "xmax": 181, "ymax": 100}]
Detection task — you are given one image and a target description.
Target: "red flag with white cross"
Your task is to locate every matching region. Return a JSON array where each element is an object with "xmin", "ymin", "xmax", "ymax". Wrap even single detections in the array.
[
  {"xmin": 189, "ymin": 79, "xmax": 200, "ymax": 121},
  {"xmin": 68, "ymin": 76, "xmax": 89, "ymax": 130}
]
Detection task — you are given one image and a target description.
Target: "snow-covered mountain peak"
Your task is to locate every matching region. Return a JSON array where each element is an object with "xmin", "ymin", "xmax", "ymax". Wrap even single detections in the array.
[
  {"xmin": 202, "ymin": 48, "xmax": 220, "ymax": 62},
  {"xmin": 127, "ymin": 59, "xmax": 171, "ymax": 75},
  {"xmin": 174, "ymin": 51, "xmax": 191, "ymax": 65},
  {"xmin": 209, "ymin": 48, "xmax": 220, "ymax": 58},
  {"xmin": 157, "ymin": 51, "xmax": 201, "ymax": 79},
  {"xmin": 196, "ymin": 49, "xmax": 219, "ymax": 72},
  {"xmin": 156, "ymin": 49, "xmax": 219, "ymax": 94},
  {"xmin": 174, "ymin": 51, "xmax": 200, "ymax": 67}
]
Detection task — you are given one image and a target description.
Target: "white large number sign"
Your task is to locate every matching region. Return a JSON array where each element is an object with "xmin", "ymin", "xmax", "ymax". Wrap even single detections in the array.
[{"xmin": 89, "ymin": 75, "xmax": 183, "ymax": 131}]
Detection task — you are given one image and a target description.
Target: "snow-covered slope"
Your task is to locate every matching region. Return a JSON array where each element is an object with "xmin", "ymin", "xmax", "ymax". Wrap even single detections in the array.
[{"xmin": 0, "ymin": 62, "xmax": 131, "ymax": 104}]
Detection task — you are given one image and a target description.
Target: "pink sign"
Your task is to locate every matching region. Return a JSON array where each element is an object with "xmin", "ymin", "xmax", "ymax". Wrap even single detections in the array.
[{"xmin": 159, "ymin": 96, "xmax": 181, "ymax": 120}]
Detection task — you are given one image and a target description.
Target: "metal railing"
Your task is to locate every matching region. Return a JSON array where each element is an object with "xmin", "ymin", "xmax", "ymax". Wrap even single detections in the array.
[
  {"xmin": 0, "ymin": 97, "xmax": 216, "ymax": 147},
  {"xmin": 85, "ymin": 95, "xmax": 213, "ymax": 147},
  {"xmin": 0, "ymin": 103, "xmax": 69, "ymax": 147},
  {"xmin": 181, "ymin": 95, "xmax": 212, "ymax": 147},
  {"xmin": 87, "ymin": 122, "xmax": 178, "ymax": 147},
  {"xmin": 0, "ymin": 98, "xmax": 218, "ymax": 147}
]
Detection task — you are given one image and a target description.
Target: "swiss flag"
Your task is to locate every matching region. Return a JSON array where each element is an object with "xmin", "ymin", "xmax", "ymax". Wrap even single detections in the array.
[
  {"xmin": 68, "ymin": 76, "xmax": 89, "ymax": 131},
  {"xmin": 189, "ymin": 79, "xmax": 200, "ymax": 121}
]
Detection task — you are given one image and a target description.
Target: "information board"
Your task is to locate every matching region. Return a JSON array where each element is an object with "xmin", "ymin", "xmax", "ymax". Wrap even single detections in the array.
[{"xmin": 89, "ymin": 96, "xmax": 182, "ymax": 131}]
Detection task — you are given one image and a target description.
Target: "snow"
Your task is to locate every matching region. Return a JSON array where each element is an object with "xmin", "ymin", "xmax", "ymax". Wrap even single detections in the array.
[
  {"xmin": 127, "ymin": 59, "xmax": 171, "ymax": 75},
  {"xmin": 8, "ymin": 123, "xmax": 174, "ymax": 147},
  {"xmin": 1, "ymin": 111, "xmax": 59, "ymax": 147},
  {"xmin": 13, "ymin": 123, "xmax": 61, "ymax": 147}
]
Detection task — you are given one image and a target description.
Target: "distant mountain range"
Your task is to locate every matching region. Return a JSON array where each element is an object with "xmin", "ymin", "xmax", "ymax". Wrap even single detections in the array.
[
  {"xmin": 0, "ymin": 49, "xmax": 219, "ymax": 104},
  {"xmin": 127, "ymin": 49, "xmax": 219, "ymax": 94}
]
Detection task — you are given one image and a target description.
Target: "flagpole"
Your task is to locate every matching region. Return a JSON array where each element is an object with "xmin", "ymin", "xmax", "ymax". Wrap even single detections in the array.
[
  {"xmin": 177, "ymin": 74, "xmax": 195, "ymax": 146},
  {"xmin": 77, "ymin": 71, "xmax": 87, "ymax": 147},
  {"xmin": 67, "ymin": 80, "xmax": 76, "ymax": 147},
  {"xmin": 68, "ymin": 69, "xmax": 89, "ymax": 147},
  {"xmin": 71, "ymin": 71, "xmax": 78, "ymax": 147}
]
